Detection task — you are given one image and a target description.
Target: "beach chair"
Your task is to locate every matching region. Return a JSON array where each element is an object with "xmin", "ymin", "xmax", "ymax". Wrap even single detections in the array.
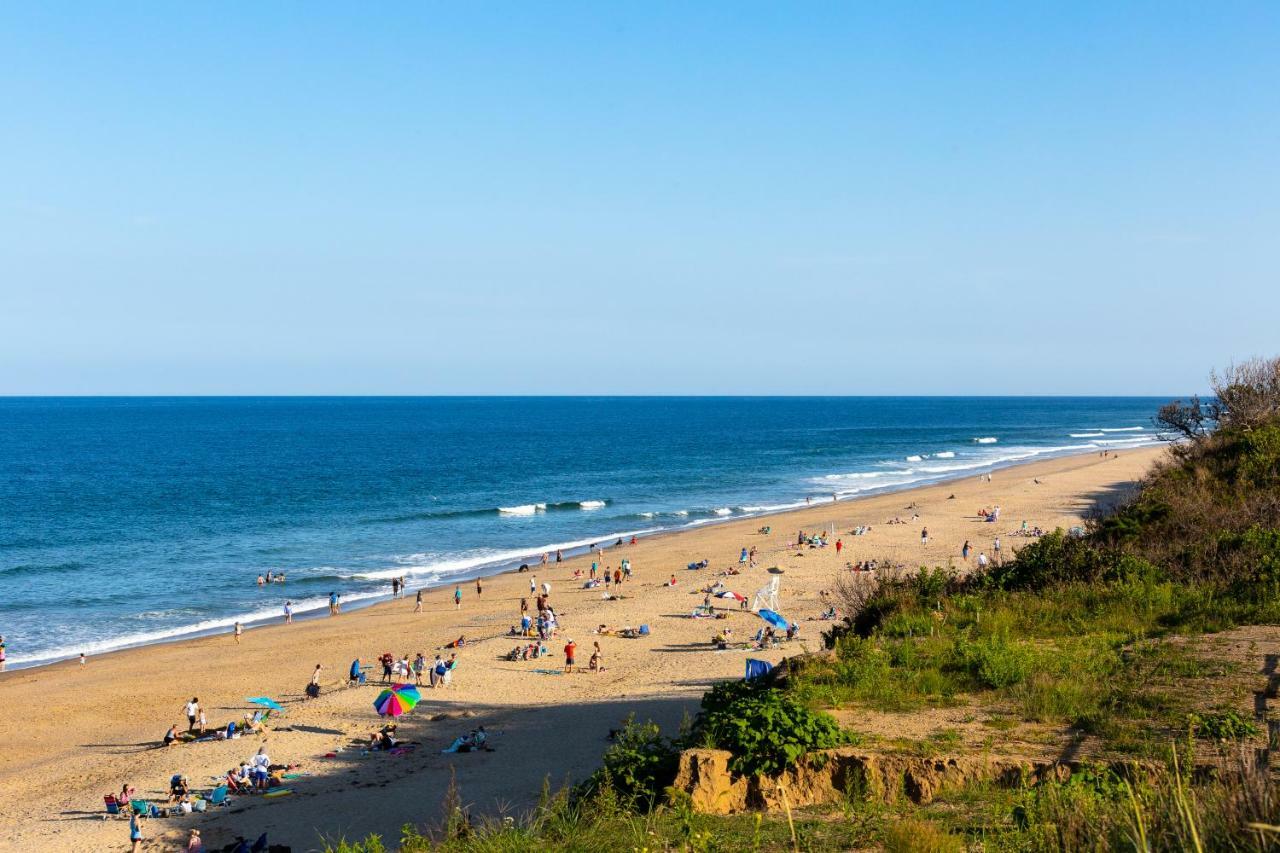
[
  {"xmin": 104, "ymin": 794, "xmax": 123, "ymax": 816},
  {"xmin": 210, "ymin": 785, "xmax": 228, "ymax": 807},
  {"xmin": 129, "ymin": 799, "xmax": 147, "ymax": 817}
]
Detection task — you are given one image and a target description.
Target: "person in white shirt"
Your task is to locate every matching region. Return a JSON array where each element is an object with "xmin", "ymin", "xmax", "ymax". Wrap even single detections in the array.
[
  {"xmin": 184, "ymin": 698, "xmax": 200, "ymax": 732},
  {"xmin": 251, "ymin": 747, "xmax": 270, "ymax": 790}
]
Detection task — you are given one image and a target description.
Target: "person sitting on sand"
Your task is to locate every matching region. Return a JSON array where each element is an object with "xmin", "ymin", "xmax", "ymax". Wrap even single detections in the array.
[
  {"xmin": 163, "ymin": 723, "xmax": 180, "ymax": 747},
  {"xmin": 370, "ymin": 724, "xmax": 398, "ymax": 750},
  {"xmin": 668, "ymin": 574, "xmax": 677, "ymax": 586},
  {"xmin": 169, "ymin": 774, "xmax": 191, "ymax": 802}
]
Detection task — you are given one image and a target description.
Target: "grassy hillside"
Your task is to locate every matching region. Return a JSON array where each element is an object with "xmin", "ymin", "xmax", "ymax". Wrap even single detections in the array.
[{"xmin": 330, "ymin": 359, "xmax": 1280, "ymax": 852}]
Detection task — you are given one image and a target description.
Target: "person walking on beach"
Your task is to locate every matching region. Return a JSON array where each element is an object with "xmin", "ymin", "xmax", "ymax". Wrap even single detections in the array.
[
  {"xmin": 556, "ymin": 549, "xmax": 563, "ymax": 563},
  {"xmin": 234, "ymin": 622, "xmax": 242, "ymax": 644},
  {"xmin": 921, "ymin": 527, "xmax": 929, "ymax": 546},
  {"xmin": 391, "ymin": 578, "xmax": 400, "ymax": 598},
  {"xmin": 129, "ymin": 810, "xmax": 143, "ymax": 852},
  {"xmin": 475, "ymin": 578, "xmax": 483, "ymax": 597},
  {"xmin": 563, "ymin": 638, "xmax": 577, "ymax": 673},
  {"xmin": 453, "ymin": 585, "xmax": 462, "ymax": 610},
  {"xmin": 530, "ymin": 575, "xmax": 537, "ymax": 595},
  {"xmin": 962, "ymin": 541, "xmax": 970, "ymax": 561},
  {"xmin": 283, "ymin": 601, "xmax": 293, "ymax": 624},
  {"xmin": 993, "ymin": 537, "xmax": 1002, "ymax": 565},
  {"xmin": 541, "ymin": 552, "xmax": 548, "ymax": 568},
  {"xmin": 835, "ymin": 539, "xmax": 842, "ymax": 556},
  {"xmin": 185, "ymin": 697, "xmax": 200, "ymax": 732},
  {"xmin": 414, "ymin": 589, "xmax": 423, "ymax": 613}
]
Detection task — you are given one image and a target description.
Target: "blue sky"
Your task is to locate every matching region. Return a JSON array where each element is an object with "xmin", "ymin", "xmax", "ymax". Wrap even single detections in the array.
[{"xmin": 1, "ymin": 3, "xmax": 1276, "ymax": 395}]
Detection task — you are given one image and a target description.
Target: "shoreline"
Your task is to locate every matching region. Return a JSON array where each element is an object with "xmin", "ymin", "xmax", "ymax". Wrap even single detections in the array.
[
  {"xmin": 0, "ymin": 441, "xmax": 1162, "ymax": 672},
  {"xmin": 0, "ymin": 446, "xmax": 1165, "ymax": 851}
]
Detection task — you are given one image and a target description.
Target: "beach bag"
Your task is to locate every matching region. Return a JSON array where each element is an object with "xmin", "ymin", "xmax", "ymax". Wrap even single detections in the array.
[{"xmin": 638, "ymin": 624, "xmax": 650, "ymax": 635}]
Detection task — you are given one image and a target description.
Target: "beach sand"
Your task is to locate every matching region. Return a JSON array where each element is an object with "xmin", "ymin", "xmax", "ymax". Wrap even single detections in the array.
[{"xmin": 0, "ymin": 446, "xmax": 1163, "ymax": 852}]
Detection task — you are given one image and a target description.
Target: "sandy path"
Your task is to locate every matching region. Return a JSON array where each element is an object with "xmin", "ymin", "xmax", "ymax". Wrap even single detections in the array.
[{"xmin": 0, "ymin": 447, "xmax": 1162, "ymax": 852}]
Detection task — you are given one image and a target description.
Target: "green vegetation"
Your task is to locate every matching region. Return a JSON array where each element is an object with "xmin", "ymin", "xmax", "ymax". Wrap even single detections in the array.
[
  {"xmin": 687, "ymin": 679, "xmax": 852, "ymax": 776},
  {"xmin": 328, "ymin": 358, "xmax": 1280, "ymax": 851}
]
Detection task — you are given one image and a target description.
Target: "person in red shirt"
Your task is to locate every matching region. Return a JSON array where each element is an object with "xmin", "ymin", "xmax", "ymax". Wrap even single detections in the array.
[
  {"xmin": 835, "ymin": 539, "xmax": 843, "ymax": 555},
  {"xmin": 563, "ymin": 639, "xmax": 577, "ymax": 673}
]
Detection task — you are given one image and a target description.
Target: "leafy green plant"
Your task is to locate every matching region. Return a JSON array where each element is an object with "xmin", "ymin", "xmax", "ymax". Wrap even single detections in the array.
[
  {"xmin": 688, "ymin": 681, "xmax": 852, "ymax": 776},
  {"xmin": 578, "ymin": 716, "xmax": 678, "ymax": 806},
  {"xmin": 1187, "ymin": 710, "xmax": 1260, "ymax": 742}
]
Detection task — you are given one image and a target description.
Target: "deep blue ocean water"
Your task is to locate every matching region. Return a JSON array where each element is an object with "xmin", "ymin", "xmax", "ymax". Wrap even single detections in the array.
[{"xmin": 0, "ymin": 397, "xmax": 1167, "ymax": 667}]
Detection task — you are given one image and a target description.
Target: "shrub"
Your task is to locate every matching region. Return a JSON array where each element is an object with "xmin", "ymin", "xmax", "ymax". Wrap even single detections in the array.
[
  {"xmin": 953, "ymin": 633, "xmax": 1033, "ymax": 689},
  {"xmin": 579, "ymin": 716, "xmax": 678, "ymax": 806},
  {"xmin": 688, "ymin": 681, "xmax": 851, "ymax": 776}
]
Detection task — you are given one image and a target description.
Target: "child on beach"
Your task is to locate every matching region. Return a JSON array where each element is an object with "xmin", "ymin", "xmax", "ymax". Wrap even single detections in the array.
[
  {"xmin": 415, "ymin": 589, "xmax": 423, "ymax": 612},
  {"xmin": 234, "ymin": 622, "xmax": 242, "ymax": 643},
  {"xmin": 454, "ymin": 585, "xmax": 462, "ymax": 609}
]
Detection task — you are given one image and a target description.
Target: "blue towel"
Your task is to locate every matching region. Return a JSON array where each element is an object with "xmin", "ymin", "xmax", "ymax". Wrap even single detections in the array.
[{"xmin": 745, "ymin": 659, "xmax": 772, "ymax": 681}]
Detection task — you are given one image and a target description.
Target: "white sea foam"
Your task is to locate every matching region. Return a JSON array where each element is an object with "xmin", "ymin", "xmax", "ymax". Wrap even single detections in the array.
[
  {"xmin": 349, "ymin": 527, "xmax": 663, "ymax": 582},
  {"xmin": 973, "ymin": 437, "xmax": 998, "ymax": 444},
  {"xmin": 905, "ymin": 455, "xmax": 924, "ymax": 462},
  {"xmin": 1070, "ymin": 432, "xmax": 1106, "ymax": 438},
  {"xmin": 713, "ymin": 507, "xmax": 733, "ymax": 516},
  {"xmin": 933, "ymin": 451, "xmax": 955, "ymax": 458},
  {"xmin": 1099, "ymin": 427, "xmax": 1144, "ymax": 432},
  {"xmin": 579, "ymin": 500, "xmax": 607, "ymax": 510},
  {"xmin": 498, "ymin": 503, "xmax": 545, "ymax": 516},
  {"xmin": 5, "ymin": 591, "xmax": 385, "ymax": 667},
  {"xmin": 820, "ymin": 471, "xmax": 887, "ymax": 480}
]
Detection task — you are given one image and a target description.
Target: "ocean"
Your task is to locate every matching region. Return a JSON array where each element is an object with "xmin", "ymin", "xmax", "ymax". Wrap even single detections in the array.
[{"xmin": 0, "ymin": 396, "xmax": 1166, "ymax": 668}]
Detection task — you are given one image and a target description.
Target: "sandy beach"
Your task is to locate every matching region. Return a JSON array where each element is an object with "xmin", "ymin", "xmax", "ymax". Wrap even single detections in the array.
[{"xmin": 0, "ymin": 446, "xmax": 1163, "ymax": 852}]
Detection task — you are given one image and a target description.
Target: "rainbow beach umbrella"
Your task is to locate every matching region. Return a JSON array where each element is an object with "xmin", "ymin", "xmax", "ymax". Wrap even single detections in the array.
[{"xmin": 373, "ymin": 683, "xmax": 421, "ymax": 717}]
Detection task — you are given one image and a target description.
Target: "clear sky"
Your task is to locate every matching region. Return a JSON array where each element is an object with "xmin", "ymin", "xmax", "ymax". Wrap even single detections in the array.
[{"xmin": 2, "ymin": 3, "xmax": 1276, "ymax": 395}]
